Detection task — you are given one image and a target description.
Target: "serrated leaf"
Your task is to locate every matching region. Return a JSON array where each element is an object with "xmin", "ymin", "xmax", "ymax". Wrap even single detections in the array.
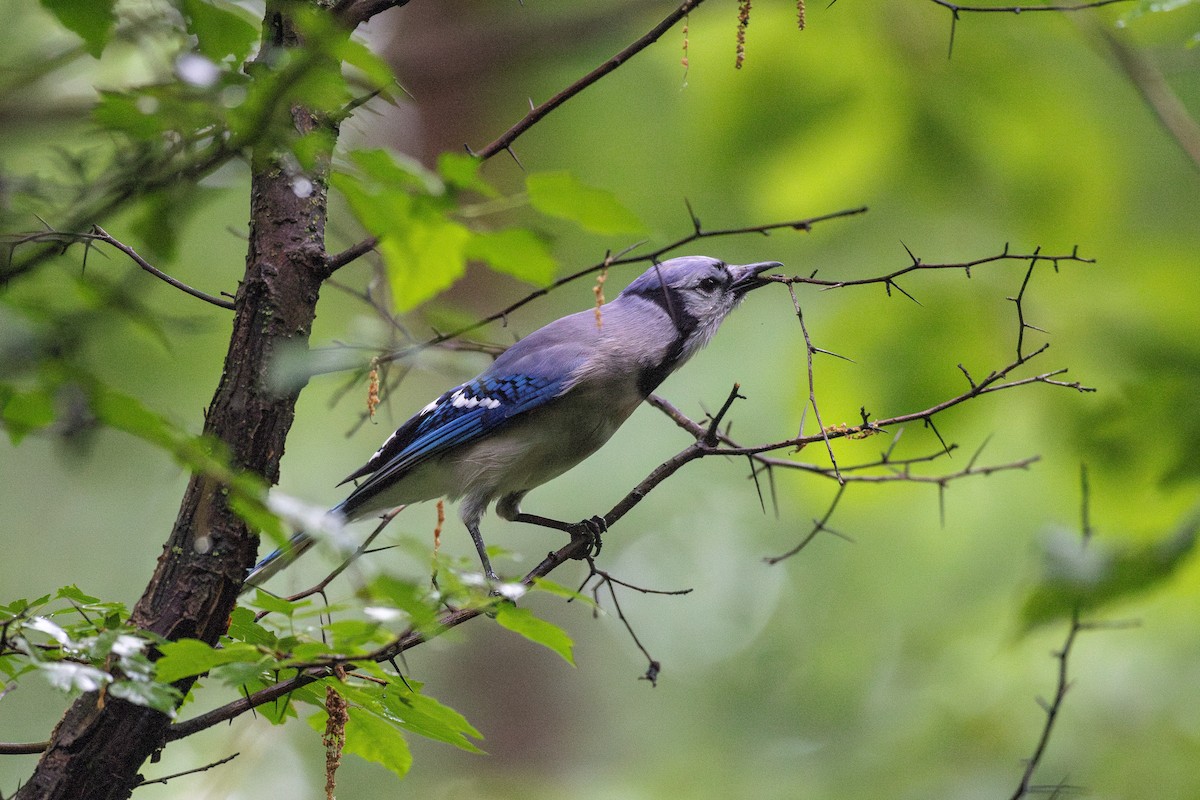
[
  {"xmin": 40, "ymin": 0, "xmax": 116, "ymax": 58},
  {"xmin": 227, "ymin": 606, "xmax": 276, "ymax": 648},
  {"xmin": 54, "ymin": 585, "xmax": 103, "ymax": 606},
  {"xmin": 466, "ymin": 228, "xmax": 556, "ymax": 286},
  {"xmin": 378, "ymin": 219, "xmax": 471, "ymax": 311},
  {"xmin": 246, "ymin": 589, "xmax": 302, "ymax": 617},
  {"xmin": 155, "ymin": 639, "xmax": 264, "ymax": 683},
  {"xmin": 327, "ymin": 619, "xmax": 385, "ymax": 651},
  {"xmin": 381, "ymin": 687, "xmax": 484, "ymax": 752},
  {"xmin": 181, "ymin": 0, "xmax": 259, "ymax": 63},
  {"xmin": 310, "ymin": 706, "xmax": 413, "ymax": 778},
  {"xmin": 37, "ymin": 661, "xmax": 111, "ymax": 692},
  {"xmin": 108, "ymin": 679, "xmax": 182, "ymax": 713},
  {"xmin": 209, "ymin": 660, "xmax": 272, "ymax": 686},
  {"xmin": 526, "ymin": 171, "xmax": 645, "ymax": 235},
  {"xmin": 334, "ymin": 169, "xmax": 470, "ymax": 311},
  {"xmin": 363, "ymin": 576, "xmax": 439, "ymax": 631},
  {"xmin": 494, "ymin": 605, "xmax": 574, "ymax": 665}
]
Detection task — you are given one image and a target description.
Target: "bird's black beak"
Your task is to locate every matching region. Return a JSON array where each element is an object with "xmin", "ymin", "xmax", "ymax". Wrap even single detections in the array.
[{"xmin": 730, "ymin": 261, "xmax": 784, "ymax": 294}]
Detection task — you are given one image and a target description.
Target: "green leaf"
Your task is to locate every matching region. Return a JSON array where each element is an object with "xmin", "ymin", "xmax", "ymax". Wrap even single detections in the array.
[
  {"xmin": 180, "ymin": 0, "xmax": 259, "ymax": 63},
  {"xmin": 363, "ymin": 576, "xmax": 440, "ymax": 632},
  {"xmin": 108, "ymin": 679, "xmax": 183, "ymax": 713},
  {"xmin": 526, "ymin": 171, "xmax": 645, "ymax": 235},
  {"xmin": 2, "ymin": 387, "xmax": 56, "ymax": 444},
  {"xmin": 1021, "ymin": 510, "xmax": 1200, "ymax": 630},
  {"xmin": 40, "ymin": 0, "xmax": 116, "ymax": 58},
  {"xmin": 438, "ymin": 153, "xmax": 497, "ymax": 197},
  {"xmin": 377, "ymin": 219, "xmax": 471, "ymax": 312},
  {"xmin": 310, "ymin": 707, "xmax": 413, "ymax": 778},
  {"xmin": 244, "ymin": 589, "xmax": 304, "ymax": 617},
  {"xmin": 531, "ymin": 577, "xmax": 598, "ymax": 608},
  {"xmin": 466, "ymin": 228, "xmax": 556, "ymax": 286},
  {"xmin": 36, "ymin": 661, "xmax": 111, "ymax": 692},
  {"xmin": 54, "ymin": 585, "xmax": 103, "ymax": 606},
  {"xmin": 326, "ymin": 619, "xmax": 385, "ymax": 652},
  {"xmin": 334, "ymin": 169, "xmax": 469, "ymax": 311},
  {"xmin": 227, "ymin": 606, "xmax": 276, "ymax": 648},
  {"xmin": 349, "ymin": 149, "xmax": 442, "ymax": 195},
  {"xmin": 494, "ymin": 605, "xmax": 575, "ymax": 665},
  {"xmin": 155, "ymin": 639, "xmax": 264, "ymax": 683},
  {"xmin": 336, "ymin": 36, "xmax": 397, "ymax": 92},
  {"xmin": 380, "ymin": 687, "xmax": 485, "ymax": 752}
]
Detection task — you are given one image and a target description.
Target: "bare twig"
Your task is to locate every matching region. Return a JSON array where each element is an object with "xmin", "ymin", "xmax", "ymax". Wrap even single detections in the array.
[
  {"xmin": 779, "ymin": 244, "xmax": 1092, "ymax": 292},
  {"xmin": 474, "ymin": 0, "xmax": 710, "ymax": 161},
  {"xmin": 134, "ymin": 752, "xmax": 240, "ymax": 787},
  {"xmin": 1010, "ymin": 616, "xmax": 1084, "ymax": 800},
  {"xmin": 326, "ymin": 237, "xmax": 379, "ymax": 274},
  {"xmin": 0, "ymin": 740, "xmax": 52, "ymax": 755},
  {"xmin": 3, "ymin": 227, "xmax": 236, "ymax": 310},
  {"xmin": 583, "ymin": 562, "xmax": 690, "ymax": 686},
  {"xmin": 925, "ymin": 0, "xmax": 1135, "ymax": 58}
]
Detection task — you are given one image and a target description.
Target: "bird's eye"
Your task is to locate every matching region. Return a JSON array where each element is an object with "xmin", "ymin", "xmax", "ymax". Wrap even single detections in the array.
[{"xmin": 697, "ymin": 277, "xmax": 720, "ymax": 292}]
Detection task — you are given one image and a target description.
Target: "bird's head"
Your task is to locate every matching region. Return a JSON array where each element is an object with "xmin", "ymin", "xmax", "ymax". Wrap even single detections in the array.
[{"xmin": 618, "ymin": 255, "xmax": 783, "ymax": 374}]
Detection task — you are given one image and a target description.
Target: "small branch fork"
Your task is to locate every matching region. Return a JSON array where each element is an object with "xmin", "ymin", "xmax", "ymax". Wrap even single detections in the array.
[
  {"xmin": 470, "ymin": 0, "xmax": 710, "ymax": 163},
  {"xmin": 924, "ymin": 0, "xmax": 1135, "ymax": 58},
  {"xmin": 581, "ymin": 561, "xmax": 692, "ymax": 687},
  {"xmin": 1008, "ymin": 467, "xmax": 1131, "ymax": 799},
  {"xmin": 2, "ymin": 226, "xmax": 236, "ymax": 310},
  {"xmin": 161, "ymin": 336, "xmax": 1088, "ymax": 741}
]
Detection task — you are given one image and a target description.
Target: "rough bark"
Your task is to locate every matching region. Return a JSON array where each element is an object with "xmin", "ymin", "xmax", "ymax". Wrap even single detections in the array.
[{"xmin": 15, "ymin": 5, "xmax": 337, "ymax": 798}]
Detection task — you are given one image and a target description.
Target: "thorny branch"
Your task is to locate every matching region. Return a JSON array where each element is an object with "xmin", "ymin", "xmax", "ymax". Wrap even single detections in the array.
[
  {"xmin": 472, "ymin": 0, "xmax": 710, "ymax": 163},
  {"xmin": 1008, "ymin": 467, "xmax": 1121, "ymax": 799},
  {"xmin": 0, "ymin": 227, "xmax": 236, "ymax": 310},
  {"xmin": 164, "ymin": 308, "xmax": 1090, "ymax": 740},
  {"xmin": 924, "ymin": 0, "xmax": 1136, "ymax": 58}
]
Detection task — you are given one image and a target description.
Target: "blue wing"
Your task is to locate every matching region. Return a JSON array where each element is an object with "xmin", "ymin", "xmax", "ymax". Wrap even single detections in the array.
[{"xmin": 336, "ymin": 373, "xmax": 564, "ymax": 516}]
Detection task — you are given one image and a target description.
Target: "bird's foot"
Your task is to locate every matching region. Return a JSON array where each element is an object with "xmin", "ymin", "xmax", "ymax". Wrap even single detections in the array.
[{"xmin": 567, "ymin": 515, "xmax": 607, "ymax": 560}]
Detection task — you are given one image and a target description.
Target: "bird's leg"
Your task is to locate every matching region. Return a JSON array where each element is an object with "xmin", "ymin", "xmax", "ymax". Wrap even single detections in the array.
[
  {"xmin": 466, "ymin": 520, "xmax": 499, "ymax": 583},
  {"xmin": 510, "ymin": 513, "xmax": 607, "ymax": 560}
]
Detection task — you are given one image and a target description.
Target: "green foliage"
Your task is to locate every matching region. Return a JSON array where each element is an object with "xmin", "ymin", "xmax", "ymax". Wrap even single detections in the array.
[
  {"xmin": 39, "ymin": 0, "xmax": 116, "ymax": 58},
  {"xmin": 155, "ymin": 639, "xmax": 272, "ymax": 684},
  {"xmin": 332, "ymin": 150, "xmax": 564, "ymax": 311},
  {"xmin": 0, "ymin": 586, "xmax": 181, "ymax": 714},
  {"xmin": 310, "ymin": 706, "xmax": 414, "ymax": 778},
  {"xmin": 1021, "ymin": 509, "xmax": 1200, "ymax": 630},
  {"xmin": 464, "ymin": 228, "xmax": 557, "ymax": 285},
  {"xmin": 180, "ymin": 0, "xmax": 259, "ymax": 63},
  {"xmin": 525, "ymin": 170, "xmax": 647, "ymax": 235},
  {"xmin": 494, "ymin": 604, "xmax": 576, "ymax": 665}
]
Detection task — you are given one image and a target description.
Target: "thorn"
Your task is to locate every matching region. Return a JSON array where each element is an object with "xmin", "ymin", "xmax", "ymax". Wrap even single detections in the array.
[{"xmin": 504, "ymin": 145, "xmax": 524, "ymax": 171}]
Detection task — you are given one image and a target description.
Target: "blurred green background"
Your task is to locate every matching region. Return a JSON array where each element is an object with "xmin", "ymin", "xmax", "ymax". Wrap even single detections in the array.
[{"xmin": 3, "ymin": 0, "xmax": 1200, "ymax": 797}]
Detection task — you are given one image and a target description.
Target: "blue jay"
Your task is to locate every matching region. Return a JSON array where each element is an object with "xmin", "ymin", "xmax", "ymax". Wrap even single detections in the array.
[{"xmin": 245, "ymin": 256, "xmax": 781, "ymax": 588}]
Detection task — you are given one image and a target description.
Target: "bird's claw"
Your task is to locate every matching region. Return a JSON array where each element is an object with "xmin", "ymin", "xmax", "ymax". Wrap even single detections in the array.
[{"xmin": 568, "ymin": 515, "xmax": 606, "ymax": 560}]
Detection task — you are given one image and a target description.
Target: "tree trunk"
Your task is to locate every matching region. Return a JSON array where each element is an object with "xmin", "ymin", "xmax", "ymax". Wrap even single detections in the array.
[{"xmin": 16, "ymin": 5, "xmax": 336, "ymax": 798}]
